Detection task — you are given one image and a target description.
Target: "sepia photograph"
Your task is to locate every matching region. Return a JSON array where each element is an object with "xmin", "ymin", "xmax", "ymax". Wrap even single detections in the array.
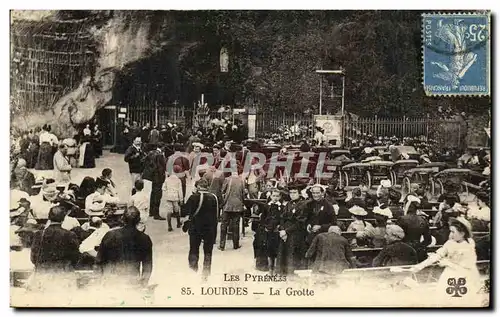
[{"xmin": 8, "ymin": 9, "xmax": 491, "ymax": 307}]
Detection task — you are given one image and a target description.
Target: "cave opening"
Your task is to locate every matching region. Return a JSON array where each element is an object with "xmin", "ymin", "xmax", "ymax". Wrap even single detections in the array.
[{"xmin": 98, "ymin": 40, "xmax": 236, "ymax": 145}]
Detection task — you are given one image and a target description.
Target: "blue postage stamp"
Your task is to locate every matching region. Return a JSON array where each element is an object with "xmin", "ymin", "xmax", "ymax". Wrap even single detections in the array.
[{"xmin": 423, "ymin": 12, "xmax": 490, "ymax": 96}]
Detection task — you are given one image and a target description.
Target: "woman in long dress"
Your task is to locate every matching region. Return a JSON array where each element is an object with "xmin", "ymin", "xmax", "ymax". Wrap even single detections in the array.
[
  {"xmin": 79, "ymin": 125, "xmax": 96, "ymax": 169},
  {"xmin": 35, "ymin": 125, "xmax": 55, "ymax": 170},
  {"xmin": 93, "ymin": 124, "xmax": 103, "ymax": 158},
  {"xmin": 410, "ymin": 217, "xmax": 482, "ymax": 304}
]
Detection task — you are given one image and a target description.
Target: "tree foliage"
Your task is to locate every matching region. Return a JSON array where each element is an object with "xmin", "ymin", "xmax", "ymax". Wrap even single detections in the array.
[{"xmin": 114, "ymin": 11, "xmax": 492, "ymax": 117}]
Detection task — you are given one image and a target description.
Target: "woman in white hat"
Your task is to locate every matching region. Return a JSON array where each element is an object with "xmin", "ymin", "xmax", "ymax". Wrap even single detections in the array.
[
  {"xmin": 28, "ymin": 182, "xmax": 60, "ymax": 220},
  {"xmin": 347, "ymin": 206, "xmax": 373, "ymax": 247},
  {"xmin": 357, "ymin": 204, "xmax": 393, "ymax": 248},
  {"xmin": 410, "ymin": 217, "xmax": 482, "ymax": 302}
]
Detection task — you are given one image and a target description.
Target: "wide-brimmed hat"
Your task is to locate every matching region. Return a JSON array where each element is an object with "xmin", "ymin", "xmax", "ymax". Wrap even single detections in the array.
[
  {"xmin": 380, "ymin": 179, "xmax": 392, "ymax": 188},
  {"xmin": 310, "ymin": 184, "xmax": 328, "ymax": 192},
  {"xmin": 192, "ymin": 142, "xmax": 204, "ymax": 149},
  {"xmin": 386, "ymin": 224, "xmax": 405, "ymax": 240},
  {"xmin": 373, "ymin": 205, "xmax": 393, "ymax": 218},
  {"xmin": 41, "ymin": 185, "xmax": 58, "ymax": 201},
  {"xmin": 349, "ymin": 206, "xmax": 367, "ymax": 216},
  {"xmin": 406, "ymin": 194, "xmax": 421, "ymax": 204},
  {"xmin": 453, "ymin": 216, "xmax": 473, "ymax": 238}
]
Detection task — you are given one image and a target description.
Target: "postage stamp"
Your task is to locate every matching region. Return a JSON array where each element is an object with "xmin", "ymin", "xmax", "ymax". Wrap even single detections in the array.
[{"xmin": 422, "ymin": 12, "xmax": 490, "ymax": 96}]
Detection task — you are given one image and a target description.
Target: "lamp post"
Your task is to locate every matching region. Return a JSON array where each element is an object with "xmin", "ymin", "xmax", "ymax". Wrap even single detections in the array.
[{"xmin": 315, "ymin": 69, "xmax": 346, "ymax": 116}]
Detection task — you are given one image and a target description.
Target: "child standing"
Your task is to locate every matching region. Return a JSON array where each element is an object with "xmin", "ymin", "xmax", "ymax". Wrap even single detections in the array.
[{"xmin": 128, "ymin": 179, "xmax": 150, "ymax": 232}]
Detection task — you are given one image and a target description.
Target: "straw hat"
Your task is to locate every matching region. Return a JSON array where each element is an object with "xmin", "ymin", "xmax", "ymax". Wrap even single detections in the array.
[
  {"xmin": 453, "ymin": 216, "xmax": 473, "ymax": 238},
  {"xmin": 41, "ymin": 185, "xmax": 59, "ymax": 201},
  {"xmin": 192, "ymin": 142, "xmax": 204, "ymax": 149},
  {"xmin": 373, "ymin": 205, "xmax": 393, "ymax": 218},
  {"xmin": 380, "ymin": 179, "xmax": 392, "ymax": 188},
  {"xmin": 310, "ymin": 184, "xmax": 328, "ymax": 192},
  {"xmin": 406, "ymin": 195, "xmax": 421, "ymax": 204},
  {"xmin": 349, "ymin": 206, "xmax": 367, "ymax": 216}
]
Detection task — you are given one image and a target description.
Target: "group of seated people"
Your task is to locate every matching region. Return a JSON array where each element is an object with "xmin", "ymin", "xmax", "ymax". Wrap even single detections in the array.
[
  {"xmin": 246, "ymin": 176, "xmax": 491, "ymax": 281},
  {"xmin": 10, "ymin": 167, "xmax": 127, "ymax": 269}
]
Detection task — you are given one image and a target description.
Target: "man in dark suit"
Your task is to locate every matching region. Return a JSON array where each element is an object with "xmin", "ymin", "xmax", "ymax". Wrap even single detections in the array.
[
  {"xmin": 304, "ymin": 184, "xmax": 337, "ymax": 246},
  {"xmin": 181, "ymin": 179, "xmax": 219, "ymax": 280},
  {"xmin": 124, "ymin": 136, "xmax": 145, "ymax": 192},
  {"xmin": 30, "ymin": 205, "xmax": 80, "ymax": 272},
  {"xmin": 96, "ymin": 206, "xmax": 153, "ymax": 287},
  {"xmin": 142, "ymin": 143, "xmax": 167, "ymax": 220}
]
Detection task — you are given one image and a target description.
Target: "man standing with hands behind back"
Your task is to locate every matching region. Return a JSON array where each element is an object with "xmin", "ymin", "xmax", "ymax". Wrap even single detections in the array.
[{"xmin": 124, "ymin": 137, "xmax": 145, "ymax": 194}]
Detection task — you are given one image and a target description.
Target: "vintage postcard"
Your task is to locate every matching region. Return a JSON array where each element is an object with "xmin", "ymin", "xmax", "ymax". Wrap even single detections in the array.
[{"xmin": 9, "ymin": 10, "xmax": 491, "ymax": 307}]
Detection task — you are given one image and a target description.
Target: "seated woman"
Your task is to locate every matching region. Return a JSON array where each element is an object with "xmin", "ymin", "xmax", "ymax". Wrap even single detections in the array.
[
  {"xmin": 77, "ymin": 177, "xmax": 96, "ymax": 202},
  {"xmin": 357, "ymin": 204, "xmax": 393, "ymax": 248},
  {"xmin": 100, "ymin": 168, "xmax": 119, "ymax": 197},
  {"xmin": 347, "ymin": 206, "xmax": 373, "ymax": 248},
  {"xmin": 85, "ymin": 177, "xmax": 120, "ymax": 215},
  {"xmin": 372, "ymin": 224, "xmax": 418, "ymax": 267},
  {"xmin": 28, "ymin": 182, "xmax": 60, "ymax": 220}
]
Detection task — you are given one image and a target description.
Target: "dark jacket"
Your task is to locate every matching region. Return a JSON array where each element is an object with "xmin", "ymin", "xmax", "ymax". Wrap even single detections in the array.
[
  {"xmin": 141, "ymin": 127, "xmax": 151, "ymax": 143},
  {"xmin": 260, "ymin": 202, "xmax": 282, "ymax": 232},
  {"xmin": 97, "ymin": 226, "xmax": 153, "ymax": 285},
  {"xmin": 372, "ymin": 241, "xmax": 418, "ymax": 267},
  {"xmin": 182, "ymin": 190, "xmax": 219, "ymax": 235},
  {"xmin": 124, "ymin": 145, "xmax": 145, "ymax": 174},
  {"xmin": 305, "ymin": 199, "xmax": 337, "ymax": 233},
  {"xmin": 279, "ymin": 199, "xmax": 307, "ymax": 237},
  {"xmin": 30, "ymin": 223, "xmax": 80, "ymax": 272},
  {"xmin": 397, "ymin": 213, "xmax": 432, "ymax": 246},
  {"xmin": 305, "ymin": 232, "xmax": 353, "ymax": 275},
  {"xmin": 142, "ymin": 149, "xmax": 166, "ymax": 184}
]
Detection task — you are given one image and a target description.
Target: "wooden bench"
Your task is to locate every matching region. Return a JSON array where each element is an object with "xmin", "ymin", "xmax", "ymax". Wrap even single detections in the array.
[
  {"xmin": 351, "ymin": 245, "xmax": 441, "ymax": 258},
  {"xmin": 338, "ymin": 260, "xmax": 490, "ymax": 284},
  {"xmin": 344, "ymin": 230, "xmax": 488, "ymax": 241}
]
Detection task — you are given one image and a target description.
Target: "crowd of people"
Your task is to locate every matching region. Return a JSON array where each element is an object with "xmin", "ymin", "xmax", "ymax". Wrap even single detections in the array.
[
  {"xmin": 114, "ymin": 119, "xmax": 248, "ymax": 154},
  {"xmin": 9, "ymin": 120, "xmax": 491, "ymax": 296}
]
